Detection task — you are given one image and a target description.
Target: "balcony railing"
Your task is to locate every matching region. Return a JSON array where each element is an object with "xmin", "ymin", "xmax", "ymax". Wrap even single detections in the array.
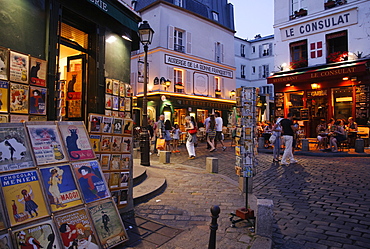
[{"xmin": 174, "ymin": 44, "xmax": 185, "ymax": 53}]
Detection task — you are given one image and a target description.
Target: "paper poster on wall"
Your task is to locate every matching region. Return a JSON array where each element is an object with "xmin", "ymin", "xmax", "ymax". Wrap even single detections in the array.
[
  {"xmin": 112, "ymin": 80, "xmax": 119, "ymax": 96},
  {"xmin": 29, "ymin": 57, "xmax": 47, "ymax": 87},
  {"xmin": 66, "ymin": 71, "xmax": 82, "ymax": 118},
  {"xmin": 9, "ymin": 51, "xmax": 29, "ymax": 84},
  {"xmin": 0, "ymin": 81, "xmax": 9, "ymax": 113},
  {"xmin": 10, "ymin": 83, "xmax": 29, "ymax": 114},
  {"xmin": 29, "ymin": 86, "xmax": 46, "ymax": 115},
  {"xmin": 0, "ymin": 47, "xmax": 9, "ymax": 80},
  {"xmin": 105, "ymin": 78, "xmax": 113, "ymax": 94}
]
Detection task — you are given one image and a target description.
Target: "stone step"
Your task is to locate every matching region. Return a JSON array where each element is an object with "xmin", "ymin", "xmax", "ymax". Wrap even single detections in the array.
[{"xmin": 133, "ymin": 161, "xmax": 167, "ymax": 205}]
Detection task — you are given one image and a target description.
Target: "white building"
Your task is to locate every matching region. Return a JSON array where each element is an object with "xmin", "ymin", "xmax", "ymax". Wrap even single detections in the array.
[
  {"xmin": 269, "ymin": 0, "xmax": 370, "ymax": 137},
  {"xmin": 131, "ymin": 0, "xmax": 236, "ymax": 128}
]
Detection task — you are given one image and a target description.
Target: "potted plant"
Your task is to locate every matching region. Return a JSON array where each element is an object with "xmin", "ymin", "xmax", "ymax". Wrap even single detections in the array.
[
  {"xmin": 326, "ymin": 51, "xmax": 348, "ymax": 63},
  {"xmin": 325, "ymin": 0, "xmax": 336, "ymax": 9},
  {"xmin": 290, "ymin": 59, "xmax": 308, "ymax": 69},
  {"xmin": 295, "ymin": 8, "xmax": 307, "ymax": 17}
]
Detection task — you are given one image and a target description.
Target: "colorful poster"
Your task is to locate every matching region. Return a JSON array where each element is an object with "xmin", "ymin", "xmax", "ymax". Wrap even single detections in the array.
[
  {"xmin": 29, "ymin": 57, "xmax": 47, "ymax": 87},
  {"xmin": 9, "ymin": 51, "xmax": 29, "ymax": 84},
  {"xmin": 102, "ymin": 116, "xmax": 113, "ymax": 133},
  {"xmin": 119, "ymin": 98, "xmax": 125, "ymax": 112},
  {"xmin": 10, "ymin": 83, "xmax": 29, "ymax": 114},
  {"xmin": 0, "ymin": 81, "xmax": 8, "ymax": 113},
  {"xmin": 39, "ymin": 164, "xmax": 83, "ymax": 212},
  {"xmin": 100, "ymin": 154, "xmax": 110, "ymax": 170},
  {"xmin": 0, "ymin": 170, "xmax": 49, "ymax": 226},
  {"xmin": 119, "ymin": 81, "xmax": 125, "ymax": 97},
  {"xmin": 72, "ymin": 160, "xmax": 110, "ymax": 203},
  {"xmin": 87, "ymin": 199, "xmax": 128, "ymax": 248},
  {"xmin": 105, "ymin": 94, "xmax": 112, "ymax": 110},
  {"xmin": 100, "ymin": 135, "xmax": 112, "ymax": 152},
  {"xmin": 0, "ymin": 47, "xmax": 8, "ymax": 80},
  {"xmin": 12, "ymin": 219, "xmax": 61, "ymax": 249},
  {"xmin": 105, "ymin": 78, "xmax": 113, "ymax": 94},
  {"xmin": 54, "ymin": 208, "xmax": 99, "ymax": 249},
  {"xmin": 125, "ymin": 83, "xmax": 132, "ymax": 97},
  {"xmin": 120, "ymin": 172, "xmax": 129, "ymax": 187},
  {"xmin": 26, "ymin": 123, "xmax": 68, "ymax": 165},
  {"xmin": 121, "ymin": 137, "xmax": 132, "ymax": 153},
  {"xmin": 124, "ymin": 98, "xmax": 131, "ymax": 111},
  {"xmin": 121, "ymin": 154, "xmax": 131, "ymax": 169},
  {"xmin": 90, "ymin": 134, "xmax": 101, "ymax": 152},
  {"xmin": 66, "ymin": 71, "xmax": 82, "ymax": 118},
  {"xmin": 112, "ymin": 96, "xmax": 119, "ymax": 111},
  {"xmin": 0, "ymin": 232, "xmax": 12, "ymax": 249},
  {"xmin": 111, "ymin": 136, "xmax": 122, "ymax": 152},
  {"xmin": 112, "ymin": 80, "xmax": 119, "ymax": 96},
  {"xmin": 113, "ymin": 118, "xmax": 123, "ymax": 134},
  {"xmin": 123, "ymin": 119, "xmax": 133, "ymax": 135},
  {"xmin": 0, "ymin": 123, "xmax": 35, "ymax": 172},
  {"xmin": 88, "ymin": 114, "xmax": 102, "ymax": 133},
  {"xmin": 58, "ymin": 121, "xmax": 95, "ymax": 161},
  {"xmin": 29, "ymin": 86, "xmax": 46, "ymax": 115},
  {"xmin": 110, "ymin": 154, "xmax": 121, "ymax": 170}
]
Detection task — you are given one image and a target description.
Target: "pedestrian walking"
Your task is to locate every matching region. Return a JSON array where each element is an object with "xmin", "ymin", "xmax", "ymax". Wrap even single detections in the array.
[
  {"xmin": 172, "ymin": 124, "xmax": 180, "ymax": 153},
  {"xmin": 164, "ymin": 119, "xmax": 173, "ymax": 151},
  {"xmin": 206, "ymin": 114, "xmax": 216, "ymax": 152},
  {"xmin": 185, "ymin": 116, "xmax": 196, "ymax": 159},
  {"xmin": 214, "ymin": 112, "xmax": 226, "ymax": 151},
  {"xmin": 272, "ymin": 117, "xmax": 283, "ymax": 162},
  {"xmin": 156, "ymin": 115, "xmax": 165, "ymax": 156},
  {"xmin": 280, "ymin": 113, "xmax": 298, "ymax": 165}
]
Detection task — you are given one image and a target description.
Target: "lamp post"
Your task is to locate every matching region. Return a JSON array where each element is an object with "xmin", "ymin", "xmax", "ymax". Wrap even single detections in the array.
[{"xmin": 138, "ymin": 20, "xmax": 154, "ymax": 166}]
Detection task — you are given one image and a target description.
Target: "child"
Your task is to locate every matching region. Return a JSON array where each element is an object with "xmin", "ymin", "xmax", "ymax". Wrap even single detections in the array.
[{"xmin": 172, "ymin": 124, "xmax": 180, "ymax": 153}]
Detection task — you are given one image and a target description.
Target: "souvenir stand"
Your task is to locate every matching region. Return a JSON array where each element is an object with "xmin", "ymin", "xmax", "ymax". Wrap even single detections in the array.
[{"xmin": 230, "ymin": 87, "xmax": 258, "ymax": 227}]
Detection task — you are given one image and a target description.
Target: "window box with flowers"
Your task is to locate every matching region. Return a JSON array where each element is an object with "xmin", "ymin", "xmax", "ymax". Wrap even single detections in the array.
[
  {"xmin": 290, "ymin": 59, "xmax": 308, "ymax": 70},
  {"xmin": 175, "ymin": 83, "xmax": 184, "ymax": 89},
  {"xmin": 294, "ymin": 8, "xmax": 307, "ymax": 18},
  {"xmin": 324, "ymin": 0, "xmax": 336, "ymax": 9},
  {"xmin": 326, "ymin": 51, "xmax": 348, "ymax": 63}
]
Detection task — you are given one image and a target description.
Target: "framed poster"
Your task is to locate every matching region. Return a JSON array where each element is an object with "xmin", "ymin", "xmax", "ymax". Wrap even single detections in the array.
[
  {"xmin": 58, "ymin": 121, "xmax": 95, "ymax": 161},
  {"xmin": 123, "ymin": 119, "xmax": 133, "ymax": 135},
  {"xmin": 0, "ymin": 81, "xmax": 9, "ymax": 113},
  {"xmin": 105, "ymin": 94, "xmax": 112, "ymax": 110},
  {"xmin": 0, "ymin": 123, "xmax": 35, "ymax": 172},
  {"xmin": 10, "ymin": 83, "xmax": 29, "ymax": 114},
  {"xmin": 0, "ymin": 232, "xmax": 12, "ymax": 249},
  {"xmin": 54, "ymin": 207, "xmax": 99, "ymax": 248},
  {"xmin": 10, "ymin": 115, "xmax": 28, "ymax": 123},
  {"xmin": 112, "ymin": 118, "xmax": 123, "ymax": 134},
  {"xmin": 124, "ymin": 97, "xmax": 131, "ymax": 111},
  {"xmin": 125, "ymin": 83, "xmax": 132, "ymax": 97},
  {"xmin": 29, "ymin": 57, "xmax": 47, "ymax": 87},
  {"xmin": 119, "ymin": 81, "xmax": 125, "ymax": 97},
  {"xmin": 87, "ymin": 199, "xmax": 128, "ymax": 248},
  {"xmin": 89, "ymin": 134, "xmax": 101, "ymax": 152},
  {"xmin": 0, "ymin": 47, "xmax": 9, "ymax": 81},
  {"xmin": 0, "ymin": 114, "xmax": 8, "ymax": 123},
  {"xmin": 121, "ymin": 137, "xmax": 132, "ymax": 153},
  {"xmin": 12, "ymin": 219, "xmax": 61, "ymax": 249},
  {"xmin": 9, "ymin": 51, "xmax": 29, "ymax": 84},
  {"xmin": 0, "ymin": 170, "xmax": 49, "ymax": 226},
  {"xmin": 88, "ymin": 114, "xmax": 102, "ymax": 133},
  {"xmin": 102, "ymin": 116, "xmax": 113, "ymax": 133},
  {"xmin": 66, "ymin": 71, "xmax": 82, "ymax": 118},
  {"xmin": 26, "ymin": 122, "xmax": 68, "ymax": 166},
  {"xmin": 71, "ymin": 160, "xmax": 110, "ymax": 203},
  {"xmin": 111, "ymin": 136, "xmax": 122, "ymax": 152},
  {"xmin": 105, "ymin": 78, "xmax": 113, "ymax": 94},
  {"xmin": 29, "ymin": 86, "xmax": 46, "ymax": 115},
  {"xmin": 119, "ymin": 98, "xmax": 125, "ymax": 112},
  {"xmin": 112, "ymin": 96, "xmax": 119, "ymax": 111},
  {"xmin": 121, "ymin": 154, "xmax": 131, "ymax": 169},
  {"xmin": 112, "ymin": 80, "xmax": 119, "ymax": 96},
  {"xmin": 39, "ymin": 164, "xmax": 83, "ymax": 212}
]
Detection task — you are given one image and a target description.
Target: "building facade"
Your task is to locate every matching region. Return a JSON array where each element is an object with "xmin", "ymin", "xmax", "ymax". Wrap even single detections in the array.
[
  {"xmin": 235, "ymin": 35, "xmax": 275, "ymax": 121},
  {"xmin": 131, "ymin": 0, "xmax": 236, "ymax": 129},
  {"xmin": 268, "ymin": 0, "xmax": 370, "ymax": 137}
]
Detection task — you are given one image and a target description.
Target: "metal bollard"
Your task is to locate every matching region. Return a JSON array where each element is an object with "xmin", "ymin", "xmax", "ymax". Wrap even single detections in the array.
[{"xmin": 208, "ymin": 205, "xmax": 220, "ymax": 249}]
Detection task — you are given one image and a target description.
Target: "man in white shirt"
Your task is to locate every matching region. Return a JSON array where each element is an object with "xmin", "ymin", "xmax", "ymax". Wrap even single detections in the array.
[{"xmin": 214, "ymin": 112, "xmax": 226, "ymax": 151}]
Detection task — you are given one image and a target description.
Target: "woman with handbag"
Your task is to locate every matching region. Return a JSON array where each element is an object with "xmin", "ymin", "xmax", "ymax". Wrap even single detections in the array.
[
  {"xmin": 271, "ymin": 117, "xmax": 283, "ymax": 162},
  {"xmin": 185, "ymin": 116, "xmax": 196, "ymax": 159}
]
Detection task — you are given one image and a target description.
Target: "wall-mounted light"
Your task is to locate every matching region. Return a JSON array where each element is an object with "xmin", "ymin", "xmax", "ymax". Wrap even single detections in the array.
[
  {"xmin": 342, "ymin": 77, "xmax": 349, "ymax": 81},
  {"xmin": 165, "ymin": 79, "xmax": 171, "ymax": 91},
  {"xmin": 311, "ymin": 83, "xmax": 320, "ymax": 89},
  {"xmin": 106, "ymin": 35, "xmax": 117, "ymax": 43},
  {"xmin": 278, "ymin": 63, "xmax": 287, "ymax": 71},
  {"xmin": 122, "ymin": 34, "xmax": 132, "ymax": 42},
  {"xmin": 286, "ymin": 83, "xmax": 291, "ymax": 87},
  {"xmin": 230, "ymin": 90, "xmax": 236, "ymax": 99}
]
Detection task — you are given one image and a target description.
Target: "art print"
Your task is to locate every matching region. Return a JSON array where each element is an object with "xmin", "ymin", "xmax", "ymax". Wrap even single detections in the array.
[
  {"xmin": 10, "ymin": 115, "xmax": 28, "ymax": 123},
  {"xmin": 29, "ymin": 86, "xmax": 46, "ymax": 115},
  {"xmin": 121, "ymin": 137, "xmax": 132, "ymax": 153},
  {"xmin": 0, "ymin": 170, "xmax": 49, "ymax": 226},
  {"xmin": 120, "ymin": 172, "xmax": 129, "ymax": 187},
  {"xmin": 39, "ymin": 164, "xmax": 83, "ymax": 212},
  {"xmin": 100, "ymin": 154, "xmax": 110, "ymax": 170},
  {"xmin": 54, "ymin": 208, "xmax": 99, "ymax": 249},
  {"xmin": 104, "ymin": 110, "xmax": 112, "ymax": 116},
  {"xmin": 112, "ymin": 96, "xmax": 119, "ymax": 111},
  {"xmin": 90, "ymin": 134, "xmax": 101, "ymax": 152},
  {"xmin": 66, "ymin": 71, "xmax": 82, "ymax": 118},
  {"xmin": 0, "ymin": 114, "xmax": 8, "ymax": 123},
  {"xmin": 72, "ymin": 160, "xmax": 110, "ymax": 203},
  {"xmin": 112, "ymin": 80, "xmax": 119, "ymax": 96},
  {"xmin": 113, "ymin": 118, "xmax": 123, "ymax": 134},
  {"xmin": 12, "ymin": 219, "xmax": 61, "ymax": 249},
  {"xmin": 105, "ymin": 78, "xmax": 113, "ymax": 94},
  {"xmin": 109, "ymin": 173, "xmax": 120, "ymax": 188},
  {"xmin": 0, "ymin": 81, "xmax": 9, "ymax": 113},
  {"xmin": 9, "ymin": 51, "xmax": 29, "ymax": 84},
  {"xmin": 29, "ymin": 57, "xmax": 47, "ymax": 87},
  {"xmin": 111, "ymin": 136, "xmax": 122, "ymax": 152},
  {"xmin": 105, "ymin": 94, "xmax": 112, "ymax": 110},
  {"xmin": 110, "ymin": 154, "xmax": 121, "ymax": 170},
  {"xmin": 119, "ymin": 81, "xmax": 125, "ymax": 97},
  {"xmin": 121, "ymin": 154, "xmax": 131, "ymax": 169},
  {"xmin": 0, "ymin": 232, "xmax": 12, "ymax": 249},
  {"xmin": 125, "ymin": 83, "xmax": 132, "ymax": 97},
  {"xmin": 0, "ymin": 47, "xmax": 9, "ymax": 80},
  {"xmin": 88, "ymin": 114, "xmax": 102, "ymax": 133},
  {"xmin": 119, "ymin": 97, "xmax": 125, "ymax": 111},
  {"xmin": 87, "ymin": 199, "xmax": 128, "ymax": 248},
  {"xmin": 26, "ymin": 123, "xmax": 68, "ymax": 165},
  {"xmin": 100, "ymin": 135, "xmax": 112, "ymax": 152},
  {"xmin": 10, "ymin": 83, "xmax": 29, "ymax": 114},
  {"xmin": 102, "ymin": 116, "xmax": 113, "ymax": 133},
  {"xmin": 58, "ymin": 121, "xmax": 95, "ymax": 161},
  {"xmin": 119, "ymin": 190, "xmax": 128, "ymax": 205},
  {"xmin": 124, "ymin": 97, "xmax": 131, "ymax": 111},
  {"xmin": 123, "ymin": 119, "xmax": 133, "ymax": 135}
]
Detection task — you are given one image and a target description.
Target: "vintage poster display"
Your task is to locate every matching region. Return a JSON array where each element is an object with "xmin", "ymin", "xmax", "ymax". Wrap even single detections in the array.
[
  {"xmin": 101, "ymin": 135, "xmax": 112, "ymax": 152},
  {"xmin": 119, "ymin": 81, "xmax": 125, "ymax": 97},
  {"xmin": 71, "ymin": 160, "xmax": 110, "ymax": 203},
  {"xmin": 0, "ymin": 232, "xmax": 13, "ymax": 249},
  {"xmin": 90, "ymin": 134, "xmax": 101, "ymax": 152},
  {"xmin": 0, "ymin": 123, "xmax": 35, "ymax": 172},
  {"xmin": 29, "ymin": 86, "xmax": 46, "ymax": 115},
  {"xmin": 0, "ymin": 170, "xmax": 49, "ymax": 226},
  {"xmin": 110, "ymin": 154, "xmax": 121, "ymax": 170},
  {"xmin": 10, "ymin": 83, "xmax": 29, "ymax": 114},
  {"xmin": 0, "ymin": 81, "xmax": 9, "ymax": 113},
  {"xmin": 121, "ymin": 154, "xmax": 131, "ymax": 170},
  {"xmin": 0, "ymin": 114, "xmax": 8, "ymax": 123},
  {"xmin": 12, "ymin": 219, "xmax": 61, "ymax": 249},
  {"xmin": 123, "ymin": 119, "xmax": 133, "ymax": 135},
  {"xmin": 105, "ymin": 78, "xmax": 113, "ymax": 94},
  {"xmin": 87, "ymin": 199, "xmax": 128, "ymax": 248},
  {"xmin": 125, "ymin": 83, "xmax": 132, "ymax": 97},
  {"xmin": 119, "ymin": 98, "xmax": 125, "ymax": 112},
  {"xmin": 88, "ymin": 114, "xmax": 102, "ymax": 133},
  {"xmin": 10, "ymin": 115, "xmax": 28, "ymax": 123},
  {"xmin": 54, "ymin": 207, "xmax": 99, "ymax": 248},
  {"xmin": 26, "ymin": 122, "xmax": 68, "ymax": 166},
  {"xmin": 66, "ymin": 71, "xmax": 82, "ymax": 118},
  {"xmin": 102, "ymin": 116, "xmax": 113, "ymax": 133},
  {"xmin": 124, "ymin": 98, "xmax": 131, "ymax": 111},
  {"xmin": 112, "ymin": 80, "xmax": 119, "ymax": 96},
  {"xmin": 121, "ymin": 137, "xmax": 132, "ymax": 153},
  {"xmin": 111, "ymin": 136, "xmax": 122, "ymax": 152},
  {"xmin": 100, "ymin": 154, "xmax": 110, "ymax": 170},
  {"xmin": 120, "ymin": 172, "xmax": 129, "ymax": 188},
  {"xmin": 39, "ymin": 164, "xmax": 83, "ymax": 212},
  {"xmin": 0, "ymin": 47, "xmax": 9, "ymax": 81},
  {"xmin": 58, "ymin": 121, "xmax": 95, "ymax": 161},
  {"xmin": 9, "ymin": 51, "xmax": 29, "ymax": 84},
  {"xmin": 105, "ymin": 94, "xmax": 112, "ymax": 110},
  {"xmin": 113, "ymin": 117, "xmax": 123, "ymax": 134},
  {"xmin": 29, "ymin": 57, "xmax": 47, "ymax": 87}
]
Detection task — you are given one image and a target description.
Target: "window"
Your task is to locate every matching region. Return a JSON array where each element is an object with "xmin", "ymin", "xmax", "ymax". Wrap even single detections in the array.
[
  {"xmin": 215, "ymin": 77, "xmax": 221, "ymax": 98},
  {"xmin": 240, "ymin": 44, "xmax": 245, "ymax": 57},
  {"xmin": 262, "ymin": 43, "xmax": 270, "ymax": 56},
  {"xmin": 252, "ymin": 66, "xmax": 256, "ymax": 75},
  {"xmin": 260, "ymin": 65, "xmax": 269, "ymax": 78},
  {"xmin": 215, "ymin": 42, "xmax": 223, "ymax": 63},
  {"xmin": 174, "ymin": 68, "xmax": 184, "ymax": 93},
  {"xmin": 326, "ymin": 30, "xmax": 348, "ymax": 63},
  {"xmin": 290, "ymin": 40, "xmax": 308, "ymax": 69},
  {"xmin": 252, "ymin": 46, "xmax": 256, "ymax": 53},
  {"xmin": 174, "ymin": 29, "xmax": 184, "ymax": 53},
  {"xmin": 174, "ymin": 0, "xmax": 183, "ymax": 7},
  {"xmin": 212, "ymin": 11, "xmax": 219, "ymax": 21},
  {"xmin": 241, "ymin": 65, "xmax": 246, "ymax": 78},
  {"xmin": 291, "ymin": 0, "xmax": 308, "ymax": 19}
]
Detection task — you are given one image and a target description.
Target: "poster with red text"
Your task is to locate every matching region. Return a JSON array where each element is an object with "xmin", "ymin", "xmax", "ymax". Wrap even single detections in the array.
[
  {"xmin": 9, "ymin": 51, "xmax": 28, "ymax": 84},
  {"xmin": 29, "ymin": 57, "xmax": 47, "ymax": 87}
]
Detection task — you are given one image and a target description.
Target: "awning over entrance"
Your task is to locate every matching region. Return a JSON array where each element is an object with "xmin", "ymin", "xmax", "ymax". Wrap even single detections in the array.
[{"xmin": 267, "ymin": 60, "xmax": 369, "ymax": 84}]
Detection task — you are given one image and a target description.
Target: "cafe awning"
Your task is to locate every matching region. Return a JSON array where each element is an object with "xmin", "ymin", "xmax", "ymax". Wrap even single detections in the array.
[{"xmin": 267, "ymin": 60, "xmax": 369, "ymax": 84}]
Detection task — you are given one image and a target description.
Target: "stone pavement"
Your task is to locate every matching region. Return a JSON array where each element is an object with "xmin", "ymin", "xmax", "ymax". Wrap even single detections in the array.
[{"xmin": 120, "ymin": 140, "xmax": 370, "ymax": 248}]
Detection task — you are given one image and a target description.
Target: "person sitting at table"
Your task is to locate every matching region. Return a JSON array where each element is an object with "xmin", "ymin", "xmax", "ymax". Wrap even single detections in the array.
[
  {"xmin": 329, "ymin": 120, "xmax": 346, "ymax": 152},
  {"xmin": 327, "ymin": 118, "xmax": 335, "ymax": 131},
  {"xmin": 347, "ymin": 117, "xmax": 358, "ymax": 147},
  {"xmin": 347, "ymin": 117, "xmax": 358, "ymax": 131},
  {"xmin": 316, "ymin": 119, "xmax": 328, "ymax": 149}
]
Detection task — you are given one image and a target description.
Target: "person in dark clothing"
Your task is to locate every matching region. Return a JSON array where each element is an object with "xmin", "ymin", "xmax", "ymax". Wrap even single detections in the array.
[{"xmin": 280, "ymin": 113, "xmax": 298, "ymax": 165}]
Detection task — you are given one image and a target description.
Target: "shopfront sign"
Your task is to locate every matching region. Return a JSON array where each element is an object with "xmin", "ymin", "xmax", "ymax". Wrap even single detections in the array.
[
  {"xmin": 165, "ymin": 54, "xmax": 233, "ymax": 78},
  {"xmin": 281, "ymin": 8, "xmax": 357, "ymax": 41}
]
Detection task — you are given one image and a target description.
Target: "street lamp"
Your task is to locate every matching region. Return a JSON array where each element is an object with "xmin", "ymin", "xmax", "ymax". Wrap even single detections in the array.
[{"xmin": 138, "ymin": 20, "xmax": 154, "ymax": 166}]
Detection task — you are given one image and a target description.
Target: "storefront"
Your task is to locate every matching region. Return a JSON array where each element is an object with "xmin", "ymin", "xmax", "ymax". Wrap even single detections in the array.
[{"xmin": 268, "ymin": 59, "xmax": 370, "ymax": 137}]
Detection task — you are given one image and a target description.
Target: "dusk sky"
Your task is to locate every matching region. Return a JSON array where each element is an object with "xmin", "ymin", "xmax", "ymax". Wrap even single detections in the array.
[{"xmin": 229, "ymin": 0, "xmax": 274, "ymax": 40}]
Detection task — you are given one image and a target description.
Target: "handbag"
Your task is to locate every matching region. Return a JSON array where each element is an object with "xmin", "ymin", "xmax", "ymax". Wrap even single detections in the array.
[
  {"xmin": 188, "ymin": 129, "xmax": 197, "ymax": 135},
  {"xmin": 156, "ymin": 138, "xmax": 165, "ymax": 150},
  {"xmin": 269, "ymin": 134, "xmax": 277, "ymax": 144}
]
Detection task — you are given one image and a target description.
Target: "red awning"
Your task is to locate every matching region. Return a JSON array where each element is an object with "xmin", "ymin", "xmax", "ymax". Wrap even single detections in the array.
[{"xmin": 267, "ymin": 61, "xmax": 368, "ymax": 84}]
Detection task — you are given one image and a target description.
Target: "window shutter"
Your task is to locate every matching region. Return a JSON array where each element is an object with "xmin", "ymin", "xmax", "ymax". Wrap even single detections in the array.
[
  {"xmin": 210, "ymin": 76, "xmax": 215, "ymax": 96},
  {"xmin": 168, "ymin": 25, "xmax": 174, "ymax": 50},
  {"xmin": 259, "ymin": 66, "xmax": 262, "ymax": 78},
  {"xmin": 221, "ymin": 78, "xmax": 225, "ymax": 98},
  {"xmin": 215, "ymin": 42, "xmax": 217, "ymax": 61},
  {"xmin": 167, "ymin": 66, "xmax": 173, "ymax": 84},
  {"xmin": 186, "ymin": 32, "xmax": 192, "ymax": 54},
  {"xmin": 221, "ymin": 43, "xmax": 224, "ymax": 63},
  {"xmin": 266, "ymin": 65, "xmax": 269, "ymax": 77},
  {"xmin": 186, "ymin": 70, "xmax": 191, "ymax": 94},
  {"xmin": 269, "ymin": 43, "xmax": 273, "ymax": 56},
  {"xmin": 259, "ymin": 45, "xmax": 262, "ymax": 57}
]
